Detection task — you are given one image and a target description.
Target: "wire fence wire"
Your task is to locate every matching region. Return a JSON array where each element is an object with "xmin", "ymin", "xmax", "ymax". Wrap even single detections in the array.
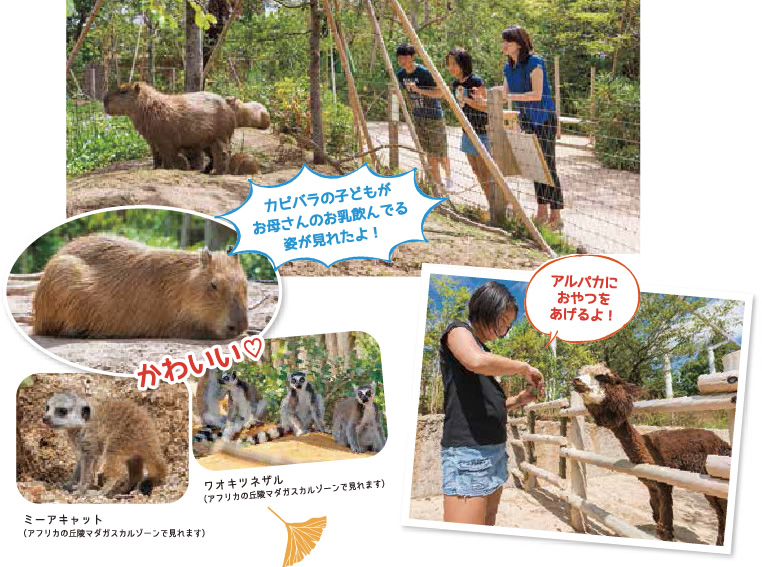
[{"xmin": 67, "ymin": 16, "xmax": 639, "ymax": 255}]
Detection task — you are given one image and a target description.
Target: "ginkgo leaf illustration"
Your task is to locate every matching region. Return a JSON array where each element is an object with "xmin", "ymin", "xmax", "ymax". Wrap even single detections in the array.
[{"xmin": 269, "ymin": 507, "xmax": 327, "ymax": 567}]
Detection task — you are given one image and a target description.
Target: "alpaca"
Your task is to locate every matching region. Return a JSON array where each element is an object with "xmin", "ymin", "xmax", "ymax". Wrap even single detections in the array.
[{"xmin": 571, "ymin": 363, "xmax": 731, "ymax": 545}]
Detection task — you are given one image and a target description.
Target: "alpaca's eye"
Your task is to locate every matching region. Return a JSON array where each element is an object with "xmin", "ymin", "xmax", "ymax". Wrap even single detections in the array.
[
  {"xmin": 210, "ymin": 281, "xmax": 218, "ymax": 291},
  {"xmin": 595, "ymin": 374, "xmax": 610, "ymax": 384}
]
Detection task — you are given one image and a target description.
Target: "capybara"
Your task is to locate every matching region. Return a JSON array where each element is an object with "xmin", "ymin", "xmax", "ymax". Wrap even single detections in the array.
[
  {"xmin": 225, "ymin": 97, "xmax": 271, "ymax": 130},
  {"xmin": 103, "ymin": 82, "xmax": 234, "ymax": 174},
  {"xmin": 33, "ymin": 235, "xmax": 249, "ymax": 340},
  {"xmin": 228, "ymin": 152, "xmax": 260, "ymax": 175}
]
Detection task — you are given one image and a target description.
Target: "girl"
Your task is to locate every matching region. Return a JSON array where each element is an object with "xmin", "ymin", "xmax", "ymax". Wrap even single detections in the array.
[
  {"xmin": 439, "ymin": 281, "xmax": 543, "ymax": 525},
  {"xmin": 445, "ymin": 48, "xmax": 503, "ymax": 226},
  {"xmin": 502, "ymin": 25, "xmax": 564, "ymax": 229}
]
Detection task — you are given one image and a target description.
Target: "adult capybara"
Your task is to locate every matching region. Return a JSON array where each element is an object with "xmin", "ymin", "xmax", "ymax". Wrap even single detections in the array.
[
  {"xmin": 103, "ymin": 82, "xmax": 235, "ymax": 174},
  {"xmin": 225, "ymin": 97, "xmax": 270, "ymax": 130},
  {"xmin": 228, "ymin": 152, "xmax": 260, "ymax": 175},
  {"xmin": 33, "ymin": 235, "xmax": 249, "ymax": 340}
]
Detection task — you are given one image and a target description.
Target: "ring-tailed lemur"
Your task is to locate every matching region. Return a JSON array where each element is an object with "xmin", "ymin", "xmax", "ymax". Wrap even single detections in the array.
[
  {"xmin": 279, "ymin": 371, "xmax": 326, "ymax": 436},
  {"xmin": 332, "ymin": 382, "xmax": 386, "ymax": 453}
]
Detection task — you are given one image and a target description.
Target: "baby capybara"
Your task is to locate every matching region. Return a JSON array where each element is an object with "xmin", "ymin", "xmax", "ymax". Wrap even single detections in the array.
[
  {"xmin": 33, "ymin": 235, "xmax": 249, "ymax": 340},
  {"xmin": 103, "ymin": 82, "xmax": 235, "ymax": 174}
]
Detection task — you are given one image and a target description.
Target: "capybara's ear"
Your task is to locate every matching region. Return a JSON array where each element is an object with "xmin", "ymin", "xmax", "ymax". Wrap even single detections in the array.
[
  {"xmin": 81, "ymin": 405, "xmax": 91, "ymax": 421},
  {"xmin": 133, "ymin": 83, "xmax": 141, "ymax": 93},
  {"xmin": 200, "ymin": 248, "xmax": 212, "ymax": 268}
]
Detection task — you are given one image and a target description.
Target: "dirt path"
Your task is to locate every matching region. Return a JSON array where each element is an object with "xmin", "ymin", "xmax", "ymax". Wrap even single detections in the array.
[
  {"xmin": 66, "ymin": 130, "xmax": 551, "ymax": 276},
  {"xmin": 7, "ymin": 281, "xmax": 278, "ymax": 375},
  {"xmin": 410, "ymin": 415, "xmax": 726, "ymax": 546},
  {"xmin": 368, "ymin": 121, "xmax": 640, "ymax": 254}
]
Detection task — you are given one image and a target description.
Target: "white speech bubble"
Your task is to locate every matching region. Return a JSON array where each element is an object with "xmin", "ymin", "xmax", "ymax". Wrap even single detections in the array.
[
  {"xmin": 525, "ymin": 255, "xmax": 640, "ymax": 347},
  {"xmin": 217, "ymin": 164, "xmax": 447, "ymax": 270}
]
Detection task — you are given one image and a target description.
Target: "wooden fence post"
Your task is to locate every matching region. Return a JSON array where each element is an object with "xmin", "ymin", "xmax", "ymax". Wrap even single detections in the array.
[
  {"xmin": 567, "ymin": 391, "xmax": 588, "ymax": 532},
  {"xmin": 525, "ymin": 409, "xmax": 537, "ymax": 491},
  {"xmin": 554, "ymin": 56, "xmax": 561, "ymax": 139},
  {"xmin": 559, "ymin": 415, "xmax": 568, "ymax": 479},
  {"xmin": 323, "ymin": 0, "xmax": 379, "ymax": 169},
  {"xmin": 388, "ymin": 83, "xmax": 399, "ymax": 170}
]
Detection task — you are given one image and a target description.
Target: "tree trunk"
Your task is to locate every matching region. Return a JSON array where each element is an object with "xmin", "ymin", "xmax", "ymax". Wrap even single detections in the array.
[
  {"xmin": 309, "ymin": 0, "xmax": 327, "ymax": 164},
  {"xmin": 611, "ymin": 0, "xmax": 630, "ymax": 77},
  {"xmin": 204, "ymin": 219, "xmax": 230, "ymax": 251},
  {"xmin": 185, "ymin": 1, "xmax": 204, "ymax": 92},
  {"xmin": 145, "ymin": 11, "xmax": 155, "ymax": 84}
]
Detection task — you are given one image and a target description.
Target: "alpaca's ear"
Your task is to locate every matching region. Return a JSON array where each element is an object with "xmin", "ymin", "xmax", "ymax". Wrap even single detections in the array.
[{"xmin": 624, "ymin": 382, "xmax": 644, "ymax": 399}]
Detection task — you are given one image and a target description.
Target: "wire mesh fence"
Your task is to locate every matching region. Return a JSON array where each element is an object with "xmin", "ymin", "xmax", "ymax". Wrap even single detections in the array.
[{"xmin": 66, "ymin": 1, "xmax": 639, "ymax": 254}]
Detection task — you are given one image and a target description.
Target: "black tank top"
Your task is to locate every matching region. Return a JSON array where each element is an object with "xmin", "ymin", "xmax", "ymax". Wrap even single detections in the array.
[{"xmin": 439, "ymin": 321, "xmax": 507, "ymax": 447}]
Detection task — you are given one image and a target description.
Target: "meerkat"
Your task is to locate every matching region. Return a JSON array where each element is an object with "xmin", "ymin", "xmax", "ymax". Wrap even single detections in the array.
[
  {"xmin": 42, "ymin": 392, "xmax": 167, "ymax": 498},
  {"xmin": 279, "ymin": 371, "xmax": 326, "ymax": 436},
  {"xmin": 332, "ymin": 383, "xmax": 386, "ymax": 453}
]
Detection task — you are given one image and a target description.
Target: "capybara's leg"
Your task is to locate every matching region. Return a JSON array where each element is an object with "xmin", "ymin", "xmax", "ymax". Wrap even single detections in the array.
[
  {"xmin": 202, "ymin": 148, "xmax": 214, "ymax": 174},
  {"xmin": 210, "ymin": 140, "xmax": 229, "ymax": 175},
  {"xmin": 151, "ymin": 146, "xmax": 163, "ymax": 169},
  {"xmin": 185, "ymin": 149, "xmax": 204, "ymax": 171},
  {"xmin": 33, "ymin": 255, "xmax": 90, "ymax": 337}
]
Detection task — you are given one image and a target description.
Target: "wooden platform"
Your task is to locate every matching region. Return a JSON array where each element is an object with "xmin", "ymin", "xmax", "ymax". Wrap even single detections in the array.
[{"xmin": 196, "ymin": 432, "xmax": 375, "ymax": 470}]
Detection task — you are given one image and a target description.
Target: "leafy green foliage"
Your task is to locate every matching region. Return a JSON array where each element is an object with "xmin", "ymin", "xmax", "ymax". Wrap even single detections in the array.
[
  {"xmin": 588, "ymin": 72, "xmax": 640, "ymax": 171},
  {"xmin": 67, "ymin": 100, "xmax": 151, "ymax": 176},
  {"xmin": 11, "ymin": 209, "xmax": 276, "ymax": 281},
  {"xmin": 420, "ymin": 276, "xmax": 742, "ymax": 421}
]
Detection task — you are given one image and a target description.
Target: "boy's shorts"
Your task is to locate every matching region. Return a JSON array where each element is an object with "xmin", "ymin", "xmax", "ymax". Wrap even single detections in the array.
[{"xmin": 414, "ymin": 117, "xmax": 448, "ymax": 158}]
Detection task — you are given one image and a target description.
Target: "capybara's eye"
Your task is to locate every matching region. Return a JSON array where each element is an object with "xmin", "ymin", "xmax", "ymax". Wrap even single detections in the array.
[
  {"xmin": 55, "ymin": 408, "xmax": 68, "ymax": 418},
  {"xmin": 210, "ymin": 281, "xmax": 218, "ymax": 291}
]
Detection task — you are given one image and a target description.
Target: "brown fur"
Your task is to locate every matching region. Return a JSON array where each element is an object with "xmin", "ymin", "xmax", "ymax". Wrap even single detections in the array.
[
  {"xmin": 49, "ymin": 395, "xmax": 166, "ymax": 497},
  {"xmin": 572, "ymin": 364, "xmax": 731, "ymax": 545},
  {"xmin": 103, "ymin": 82, "xmax": 234, "ymax": 174},
  {"xmin": 33, "ymin": 235, "xmax": 248, "ymax": 340},
  {"xmin": 227, "ymin": 152, "xmax": 260, "ymax": 175},
  {"xmin": 225, "ymin": 97, "xmax": 270, "ymax": 129}
]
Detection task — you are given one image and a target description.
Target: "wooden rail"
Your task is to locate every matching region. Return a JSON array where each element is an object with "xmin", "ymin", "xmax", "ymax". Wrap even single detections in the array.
[
  {"xmin": 560, "ymin": 448, "xmax": 729, "ymax": 499},
  {"xmin": 527, "ymin": 398, "xmax": 569, "ymax": 412},
  {"xmin": 521, "ymin": 434, "xmax": 567, "ymax": 446},
  {"xmin": 559, "ymin": 393, "xmax": 736, "ymax": 417},
  {"xmin": 706, "ymin": 455, "xmax": 731, "ymax": 480},
  {"xmin": 558, "ymin": 492, "xmax": 656, "ymax": 540},
  {"xmin": 698, "ymin": 372, "xmax": 739, "ymax": 394},
  {"xmin": 519, "ymin": 462, "xmax": 565, "ymax": 489}
]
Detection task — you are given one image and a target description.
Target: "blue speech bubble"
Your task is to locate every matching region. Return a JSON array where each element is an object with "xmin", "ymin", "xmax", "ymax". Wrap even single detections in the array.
[{"xmin": 216, "ymin": 163, "xmax": 447, "ymax": 270}]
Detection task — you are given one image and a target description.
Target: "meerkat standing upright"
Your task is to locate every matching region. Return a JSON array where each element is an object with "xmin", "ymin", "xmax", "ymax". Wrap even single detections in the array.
[
  {"xmin": 42, "ymin": 392, "xmax": 167, "ymax": 497},
  {"xmin": 279, "ymin": 371, "xmax": 326, "ymax": 436},
  {"xmin": 332, "ymin": 383, "xmax": 386, "ymax": 453}
]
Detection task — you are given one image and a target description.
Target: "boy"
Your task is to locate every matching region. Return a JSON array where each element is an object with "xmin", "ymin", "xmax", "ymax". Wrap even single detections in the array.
[{"xmin": 395, "ymin": 43, "xmax": 452, "ymax": 190}]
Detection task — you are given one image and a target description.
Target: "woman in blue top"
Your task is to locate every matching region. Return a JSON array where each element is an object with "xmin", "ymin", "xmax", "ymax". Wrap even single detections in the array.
[{"xmin": 502, "ymin": 25, "xmax": 563, "ymax": 229}]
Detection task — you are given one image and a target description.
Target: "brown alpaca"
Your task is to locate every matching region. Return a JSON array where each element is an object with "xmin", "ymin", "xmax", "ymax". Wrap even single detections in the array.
[
  {"xmin": 103, "ymin": 82, "xmax": 235, "ymax": 174},
  {"xmin": 572, "ymin": 363, "xmax": 731, "ymax": 545},
  {"xmin": 33, "ymin": 235, "xmax": 249, "ymax": 340}
]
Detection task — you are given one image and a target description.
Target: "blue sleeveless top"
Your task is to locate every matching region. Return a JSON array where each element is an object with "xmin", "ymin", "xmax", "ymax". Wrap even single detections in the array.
[{"xmin": 503, "ymin": 54, "xmax": 555, "ymax": 126}]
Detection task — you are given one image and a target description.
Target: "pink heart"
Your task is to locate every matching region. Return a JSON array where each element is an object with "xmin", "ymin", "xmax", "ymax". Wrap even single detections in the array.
[{"xmin": 241, "ymin": 336, "xmax": 263, "ymax": 360}]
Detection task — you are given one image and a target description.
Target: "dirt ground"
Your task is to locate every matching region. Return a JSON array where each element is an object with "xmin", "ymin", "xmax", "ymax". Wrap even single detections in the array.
[
  {"xmin": 7, "ymin": 280, "xmax": 278, "ymax": 375},
  {"xmin": 16, "ymin": 373, "xmax": 188, "ymax": 504},
  {"xmin": 409, "ymin": 415, "xmax": 729, "ymax": 546},
  {"xmin": 66, "ymin": 128, "xmax": 550, "ymax": 276}
]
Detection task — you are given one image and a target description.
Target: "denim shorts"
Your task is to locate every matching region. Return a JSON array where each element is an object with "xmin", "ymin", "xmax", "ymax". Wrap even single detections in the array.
[
  {"xmin": 441, "ymin": 443, "xmax": 508, "ymax": 497},
  {"xmin": 460, "ymin": 131, "xmax": 491, "ymax": 157}
]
